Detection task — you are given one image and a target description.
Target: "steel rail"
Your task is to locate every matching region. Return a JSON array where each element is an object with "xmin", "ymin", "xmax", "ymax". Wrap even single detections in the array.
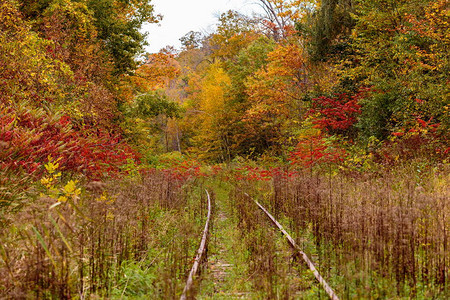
[
  {"xmin": 180, "ymin": 189, "xmax": 212, "ymax": 300},
  {"xmin": 251, "ymin": 196, "xmax": 340, "ymax": 300}
]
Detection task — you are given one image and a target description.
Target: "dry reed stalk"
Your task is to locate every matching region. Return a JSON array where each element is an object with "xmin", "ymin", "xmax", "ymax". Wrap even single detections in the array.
[
  {"xmin": 271, "ymin": 166, "xmax": 449, "ymax": 296},
  {"xmin": 0, "ymin": 171, "xmax": 203, "ymax": 298}
]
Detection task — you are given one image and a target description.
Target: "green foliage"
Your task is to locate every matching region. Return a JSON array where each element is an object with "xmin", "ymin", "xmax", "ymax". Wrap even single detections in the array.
[
  {"xmin": 19, "ymin": 0, "xmax": 160, "ymax": 76},
  {"xmin": 120, "ymin": 91, "xmax": 182, "ymax": 156},
  {"xmin": 87, "ymin": 0, "xmax": 161, "ymax": 75},
  {"xmin": 134, "ymin": 91, "xmax": 181, "ymax": 119},
  {"xmin": 300, "ymin": 0, "xmax": 355, "ymax": 61},
  {"xmin": 357, "ymin": 89, "xmax": 399, "ymax": 142},
  {"xmin": 228, "ymin": 36, "xmax": 277, "ymax": 103},
  {"xmin": 180, "ymin": 31, "xmax": 204, "ymax": 50}
]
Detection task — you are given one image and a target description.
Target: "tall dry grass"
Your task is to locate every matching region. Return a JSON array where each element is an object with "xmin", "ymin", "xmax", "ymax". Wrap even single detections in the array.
[
  {"xmin": 269, "ymin": 164, "xmax": 449, "ymax": 297},
  {"xmin": 0, "ymin": 172, "xmax": 204, "ymax": 299},
  {"xmin": 226, "ymin": 186, "xmax": 326, "ymax": 298}
]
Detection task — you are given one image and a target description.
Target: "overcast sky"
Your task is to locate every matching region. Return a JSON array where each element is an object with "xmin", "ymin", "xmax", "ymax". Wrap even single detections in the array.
[{"xmin": 142, "ymin": 0, "xmax": 263, "ymax": 53}]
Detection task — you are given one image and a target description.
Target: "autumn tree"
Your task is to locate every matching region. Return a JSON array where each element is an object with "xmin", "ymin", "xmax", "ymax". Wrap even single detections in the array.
[
  {"xmin": 243, "ymin": 42, "xmax": 308, "ymax": 154},
  {"xmin": 347, "ymin": 0, "xmax": 447, "ymax": 141},
  {"xmin": 19, "ymin": 0, "xmax": 160, "ymax": 76},
  {"xmin": 0, "ymin": 0, "xmax": 70, "ymax": 107},
  {"xmin": 206, "ymin": 10, "xmax": 259, "ymax": 61},
  {"xmin": 228, "ymin": 36, "xmax": 277, "ymax": 103},
  {"xmin": 181, "ymin": 36, "xmax": 279, "ymax": 160},
  {"xmin": 0, "ymin": 0, "xmax": 158, "ymax": 182},
  {"xmin": 187, "ymin": 63, "xmax": 233, "ymax": 161},
  {"xmin": 202, "ymin": 36, "xmax": 276, "ymax": 156},
  {"xmin": 256, "ymin": 0, "xmax": 318, "ymax": 40},
  {"xmin": 116, "ymin": 50, "xmax": 184, "ymax": 156},
  {"xmin": 16, "ymin": 0, "xmax": 161, "ymax": 126},
  {"xmin": 130, "ymin": 52, "xmax": 181, "ymax": 94},
  {"xmin": 180, "ymin": 31, "xmax": 204, "ymax": 50},
  {"xmin": 40, "ymin": 0, "xmax": 119, "ymax": 125}
]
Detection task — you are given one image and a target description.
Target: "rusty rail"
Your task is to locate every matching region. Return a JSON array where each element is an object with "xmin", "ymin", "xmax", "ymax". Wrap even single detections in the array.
[
  {"xmin": 252, "ymin": 196, "xmax": 339, "ymax": 300},
  {"xmin": 180, "ymin": 189, "xmax": 212, "ymax": 300}
]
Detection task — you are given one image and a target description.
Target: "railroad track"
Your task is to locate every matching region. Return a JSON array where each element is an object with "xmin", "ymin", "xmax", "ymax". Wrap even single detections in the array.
[
  {"xmin": 250, "ymin": 195, "xmax": 340, "ymax": 300},
  {"xmin": 181, "ymin": 189, "xmax": 339, "ymax": 300},
  {"xmin": 180, "ymin": 189, "xmax": 212, "ymax": 300}
]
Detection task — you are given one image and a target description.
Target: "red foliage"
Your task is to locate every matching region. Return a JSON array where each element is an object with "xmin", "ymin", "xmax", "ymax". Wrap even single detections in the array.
[
  {"xmin": 308, "ymin": 92, "xmax": 362, "ymax": 134},
  {"xmin": 289, "ymin": 134, "xmax": 346, "ymax": 168},
  {"xmin": 377, "ymin": 118, "xmax": 448, "ymax": 164},
  {"xmin": 157, "ymin": 156, "xmax": 207, "ymax": 182},
  {"xmin": 0, "ymin": 107, "xmax": 138, "ymax": 179},
  {"xmin": 232, "ymin": 165, "xmax": 299, "ymax": 182},
  {"xmin": 234, "ymin": 165, "xmax": 273, "ymax": 182}
]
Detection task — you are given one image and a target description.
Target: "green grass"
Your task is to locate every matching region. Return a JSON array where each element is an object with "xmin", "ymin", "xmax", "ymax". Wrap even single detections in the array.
[
  {"xmin": 197, "ymin": 179, "xmax": 324, "ymax": 299},
  {"xmin": 198, "ymin": 179, "xmax": 253, "ymax": 298}
]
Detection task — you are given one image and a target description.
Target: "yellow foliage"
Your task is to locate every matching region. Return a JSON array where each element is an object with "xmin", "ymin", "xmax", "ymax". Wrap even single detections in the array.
[
  {"xmin": 199, "ymin": 63, "xmax": 231, "ymax": 119},
  {"xmin": 44, "ymin": 156, "xmax": 61, "ymax": 175},
  {"xmin": 40, "ymin": 157, "xmax": 81, "ymax": 204}
]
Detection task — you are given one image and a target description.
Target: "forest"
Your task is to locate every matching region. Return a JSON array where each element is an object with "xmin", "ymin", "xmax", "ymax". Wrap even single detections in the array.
[{"xmin": 0, "ymin": 0, "xmax": 448, "ymax": 298}]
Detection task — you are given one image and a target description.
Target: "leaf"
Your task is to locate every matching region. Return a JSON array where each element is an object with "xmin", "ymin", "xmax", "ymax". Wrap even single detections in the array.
[
  {"xmin": 32, "ymin": 226, "xmax": 57, "ymax": 269},
  {"xmin": 48, "ymin": 215, "xmax": 73, "ymax": 253},
  {"xmin": 49, "ymin": 202, "xmax": 62, "ymax": 209}
]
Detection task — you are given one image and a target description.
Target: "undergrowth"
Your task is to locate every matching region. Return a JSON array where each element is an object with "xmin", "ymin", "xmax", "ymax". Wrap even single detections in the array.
[
  {"xmin": 239, "ymin": 163, "xmax": 449, "ymax": 299},
  {"xmin": 0, "ymin": 164, "xmax": 206, "ymax": 299}
]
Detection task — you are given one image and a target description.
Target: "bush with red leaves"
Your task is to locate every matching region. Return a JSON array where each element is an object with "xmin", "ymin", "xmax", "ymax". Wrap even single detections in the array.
[
  {"xmin": 376, "ymin": 118, "xmax": 449, "ymax": 165},
  {"xmin": 308, "ymin": 92, "xmax": 362, "ymax": 136},
  {"xmin": 289, "ymin": 133, "xmax": 346, "ymax": 168},
  {"xmin": 0, "ymin": 106, "xmax": 138, "ymax": 179}
]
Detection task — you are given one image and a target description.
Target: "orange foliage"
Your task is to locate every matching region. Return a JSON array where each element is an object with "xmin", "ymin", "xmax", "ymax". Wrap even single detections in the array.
[
  {"xmin": 243, "ymin": 43, "xmax": 306, "ymax": 147},
  {"xmin": 132, "ymin": 52, "xmax": 181, "ymax": 92},
  {"xmin": 208, "ymin": 10, "xmax": 258, "ymax": 60}
]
